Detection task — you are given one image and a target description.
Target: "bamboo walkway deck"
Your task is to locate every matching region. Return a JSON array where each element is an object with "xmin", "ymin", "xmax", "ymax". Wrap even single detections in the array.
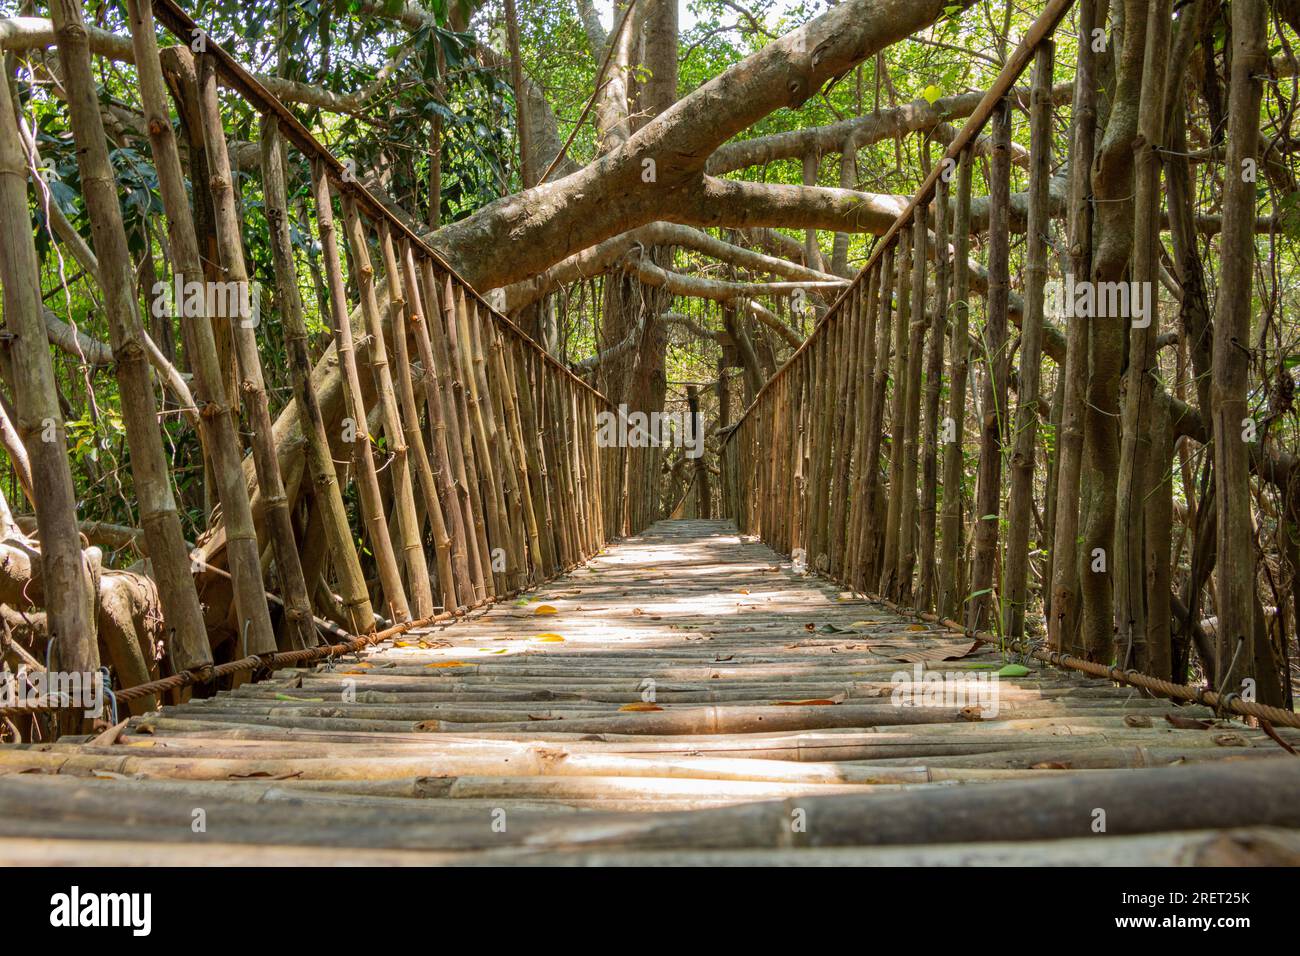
[{"xmin": 3, "ymin": 520, "xmax": 1299, "ymax": 865}]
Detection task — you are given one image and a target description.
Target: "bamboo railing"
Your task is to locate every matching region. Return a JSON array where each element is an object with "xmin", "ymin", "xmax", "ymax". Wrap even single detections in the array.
[
  {"xmin": 720, "ymin": 0, "xmax": 1075, "ymax": 636},
  {"xmin": 0, "ymin": 0, "xmax": 631, "ymax": 701}
]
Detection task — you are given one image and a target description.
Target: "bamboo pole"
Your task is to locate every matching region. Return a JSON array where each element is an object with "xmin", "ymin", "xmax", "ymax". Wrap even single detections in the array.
[
  {"xmin": 47, "ymin": 0, "xmax": 211, "ymax": 671},
  {"xmin": 917, "ymin": 167, "xmax": 950, "ymax": 614},
  {"xmin": 309, "ymin": 160, "xmax": 410, "ymax": 623},
  {"xmin": 1213, "ymin": 0, "xmax": 1271, "ymax": 700},
  {"xmin": 340, "ymin": 195, "xmax": 434, "ymax": 618},
  {"xmin": 403, "ymin": 244, "xmax": 476, "ymax": 606},
  {"xmin": 879, "ymin": 230, "xmax": 911, "ymax": 599},
  {"xmin": 858, "ymin": 247, "xmax": 894, "ymax": 589},
  {"xmin": 195, "ymin": 53, "xmax": 313, "ymax": 653},
  {"xmin": 967, "ymin": 98, "xmax": 1012, "ymax": 634},
  {"xmin": 0, "ymin": 65, "xmax": 99, "ymax": 694},
  {"xmin": 260, "ymin": 119, "xmax": 374, "ymax": 635},
  {"xmin": 1048, "ymin": 0, "xmax": 1097, "ymax": 656},
  {"xmin": 1002, "ymin": 41, "xmax": 1055, "ymax": 641},
  {"xmin": 378, "ymin": 224, "xmax": 459, "ymax": 611},
  {"xmin": 451, "ymin": 287, "xmax": 512, "ymax": 591},
  {"xmin": 124, "ymin": 0, "xmax": 289, "ymax": 658},
  {"xmin": 436, "ymin": 274, "xmax": 495, "ymax": 596},
  {"xmin": 897, "ymin": 199, "xmax": 929, "ymax": 605}
]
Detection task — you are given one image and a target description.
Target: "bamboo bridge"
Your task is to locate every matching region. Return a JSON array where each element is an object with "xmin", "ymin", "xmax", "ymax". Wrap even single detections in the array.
[{"xmin": 1, "ymin": 0, "xmax": 1298, "ymax": 866}]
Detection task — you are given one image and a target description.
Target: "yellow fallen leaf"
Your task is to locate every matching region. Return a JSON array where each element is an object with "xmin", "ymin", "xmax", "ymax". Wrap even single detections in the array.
[
  {"xmin": 619, "ymin": 702, "xmax": 664, "ymax": 712},
  {"xmin": 907, "ymin": 623, "xmax": 928, "ymax": 632},
  {"xmin": 849, "ymin": 621, "xmax": 874, "ymax": 628},
  {"xmin": 424, "ymin": 660, "xmax": 469, "ymax": 668},
  {"xmin": 533, "ymin": 604, "xmax": 558, "ymax": 615},
  {"xmin": 533, "ymin": 633, "xmax": 566, "ymax": 642},
  {"xmin": 489, "ymin": 648, "xmax": 509, "ymax": 654}
]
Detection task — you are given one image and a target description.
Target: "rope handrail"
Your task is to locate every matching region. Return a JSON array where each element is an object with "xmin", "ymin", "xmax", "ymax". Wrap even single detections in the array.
[{"xmin": 856, "ymin": 588, "xmax": 1300, "ymax": 731}]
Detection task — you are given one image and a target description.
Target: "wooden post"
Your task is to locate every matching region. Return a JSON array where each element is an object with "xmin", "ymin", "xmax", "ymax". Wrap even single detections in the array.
[
  {"xmin": 1048, "ymin": 0, "xmax": 1098, "ymax": 655},
  {"xmin": 938, "ymin": 149, "xmax": 973, "ymax": 620},
  {"xmin": 879, "ymin": 230, "xmax": 911, "ymax": 599},
  {"xmin": 195, "ymin": 54, "xmax": 312, "ymax": 652},
  {"xmin": 897, "ymin": 195, "xmax": 929, "ymax": 605},
  {"xmin": 0, "ymin": 66, "xmax": 100, "ymax": 692},
  {"xmin": 125, "ymin": 0, "xmax": 293, "ymax": 655},
  {"xmin": 967, "ymin": 98, "xmax": 1012, "ymax": 635},
  {"xmin": 1003, "ymin": 40, "xmax": 1055, "ymax": 641},
  {"xmin": 310, "ymin": 160, "xmax": 410, "ymax": 623},
  {"xmin": 403, "ymin": 245, "xmax": 476, "ymax": 607},
  {"xmin": 260, "ymin": 119, "xmax": 374, "ymax": 635},
  {"xmin": 48, "ymin": 0, "xmax": 211, "ymax": 671},
  {"xmin": 339, "ymin": 195, "xmax": 434, "ymax": 618},
  {"xmin": 379, "ymin": 225, "xmax": 458, "ymax": 610},
  {"xmin": 1214, "ymin": 0, "xmax": 1274, "ymax": 701},
  {"xmin": 859, "ymin": 245, "xmax": 895, "ymax": 589},
  {"xmin": 917, "ymin": 164, "xmax": 950, "ymax": 614}
]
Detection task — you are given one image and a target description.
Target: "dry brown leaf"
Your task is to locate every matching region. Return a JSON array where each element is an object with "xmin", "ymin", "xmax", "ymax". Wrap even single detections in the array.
[
  {"xmin": 1164, "ymin": 714, "xmax": 1213, "ymax": 730},
  {"xmin": 889, "ymin": 641, "xmax": 978, "ymax": 663},
  {"xmin": 619, "ymin": 702, "xmax": 664, "ymax": 712}
]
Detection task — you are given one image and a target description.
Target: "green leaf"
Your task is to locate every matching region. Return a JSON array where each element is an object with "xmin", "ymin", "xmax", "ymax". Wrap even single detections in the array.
[
  {"xmin": 996, "ymin": 663, "xmax": 1031, "ymax": 677},
  {"xmin": 922, "ymin": 84, "xmax": 943, "ymax": 105}
]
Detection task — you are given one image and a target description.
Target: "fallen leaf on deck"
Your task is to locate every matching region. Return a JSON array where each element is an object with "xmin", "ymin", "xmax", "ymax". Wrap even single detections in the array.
[
  {"xmin": 533, "ymin": 604, "xmax": 558, "ymax": 615},
  {"xmin": 1213, "ymin": 733, "xmax": 1248, "ymax": 747},
  {"xmin": 906, "ymin": 623, "xmax": 928, "ymax": 632},
  {"xmin": 425, "ymin": 661, "xmax": 469, "ymax": 668},
  {"xmin": 996, "ymin": 663, "xmax": 1031, "ymax": 678},
  {"xmin": 533, "ymin": 633, "xmax": 566, "ymax": 642},
  {"xmin": 888, "ymin": 641, "xmax": 978, "ymax": 663},
  {"xmin": 1164, "ymin": 714, "xmax": 1213, "ymax": 730},
  {"xmin": 619, "ymin": 702, "xmax": 664, "ymax": 712}
]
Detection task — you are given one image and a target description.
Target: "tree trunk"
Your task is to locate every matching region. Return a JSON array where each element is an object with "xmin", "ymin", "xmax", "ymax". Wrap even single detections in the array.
[
  {"xmin": 0, "ymin": 59, "xmax": 100, "ymax": 709},
  {"xmin": 967, "ymin": 98, "xmax": 1011, "ymax": 634},
  {"xmin": 1003, "ymin": 41, "xmax": 1054, "ymax": 639}
]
